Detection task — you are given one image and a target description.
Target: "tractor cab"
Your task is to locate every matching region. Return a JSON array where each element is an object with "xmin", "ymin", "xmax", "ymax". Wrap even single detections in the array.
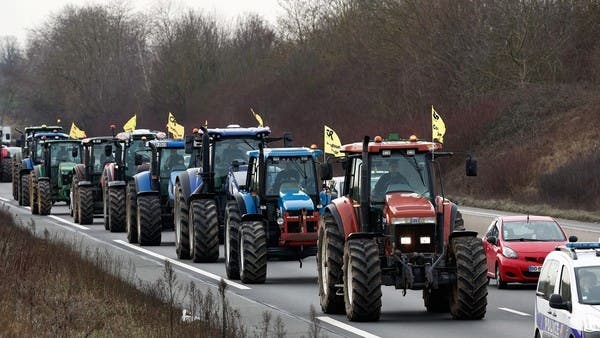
[{"xmin": 39, "ymin": 139, "xmax": 82, "ymax": 188}]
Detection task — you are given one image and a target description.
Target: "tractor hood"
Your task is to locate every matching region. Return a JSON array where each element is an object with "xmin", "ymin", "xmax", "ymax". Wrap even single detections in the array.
[
  {"xmin": 384, "ymin": 192, "xmax": 435, "ymax": 219},
  {"xmin": 279, "ymin": 189, "xmax": 315, "ymax": 212},
  {"xmin": 58, "ymin": 162, "xmax": 77, "ymax": 174}
]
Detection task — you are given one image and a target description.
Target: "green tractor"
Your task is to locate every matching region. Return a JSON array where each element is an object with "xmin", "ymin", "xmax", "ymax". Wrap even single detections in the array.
[{"xmin": 29, "ymin": 139, "xmax": 82, "ymax": 215}]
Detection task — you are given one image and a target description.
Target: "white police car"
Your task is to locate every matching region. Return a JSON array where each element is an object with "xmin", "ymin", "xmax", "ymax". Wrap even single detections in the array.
[{"xmin": 535, "ymin": 242, "xmax": 600, "ymax": 338}]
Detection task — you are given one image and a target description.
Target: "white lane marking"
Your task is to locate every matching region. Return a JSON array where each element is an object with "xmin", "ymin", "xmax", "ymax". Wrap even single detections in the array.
[
  {"xmin": 24, "ymin": 206, "xmax": 31, "ymax": 210},
  {"xmin": 0, "ymin": 197, "xmax": 11, "ymax": 202},
  {"xmin": 498, "ymin": 307, "xmax": 530, "ymax": 316},
  {"xmin": 113, "ymin": 240, "xmax": 251, "ymax": 291},
  {"xmin": 561, "ymin": 225, "xmax": 600, "ymax": 234},
  {"xmin": 49, "ymin": 215, "xmax": 90, "ymax": 230},
  {"xmin": 317, "ymin": 316, "xmax": 381, "ymax": 338}
]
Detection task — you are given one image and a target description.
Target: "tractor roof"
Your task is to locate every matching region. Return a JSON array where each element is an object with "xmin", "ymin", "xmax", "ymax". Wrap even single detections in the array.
[
  {"xmin": 39, "ymin": 139, "xmax": 82, "ymax": 145},
  {"xmin": 24, "ymin": 125, "xmax": 63, "ymax": 133},
  {"xmin": 81, "ymin": 136, "xmax": 116, "ymax": 144},
  {"xmin": 27, "ymin": 132, "xmax": 70, "ymax": 140},
  {"xmin": 200, "ymin": 126, "xmax": 271, "ymax": 139},
  {"xmin": 116, "ymin": 129, "xmax": 165, "ymax": 141},
  {"xmin": 340, "ymin": 139, "xmax": 442, "ymax": 154},
  {"xmin": 150, "ymin": 139, "xmax": 184, "ymax": 148},
  {"xmin": 248, "ymin": 147, "xmax": 323, "ymax": 159}
]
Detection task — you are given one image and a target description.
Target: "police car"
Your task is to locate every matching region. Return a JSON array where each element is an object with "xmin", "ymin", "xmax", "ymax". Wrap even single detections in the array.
[{"xmin": 535, "ymin": 242, "xmax": 600, "ymax": 338}]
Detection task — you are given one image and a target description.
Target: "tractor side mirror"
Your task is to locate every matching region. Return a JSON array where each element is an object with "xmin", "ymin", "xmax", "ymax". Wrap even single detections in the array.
[
  {"xmin": 568, "ymin": 235, "xmax": 578, "ymax": 243},
  {"xmin": 134, "ymin": 153, "xmax": 144, "ymax": 166},
  {"xmin": 486, "ymin": 236, "xmax": 497, "ymax": 245},
  {"xmin": 71, "ymin": 146, "xmax": 78, "ymax": 158},
  {"xmin": 185, "ymin": 135, "xmax": 194, "ymax": 154},
  {"xmin": 320, "ymin": 162, "xmax": 333, "ymax": 181},
  {"xmin": 104, "ymin": 145, "xmax": 112, "ymax": 157},
  {"xmin": 283, "ymin": 132, "xmax": 293, "ymax": 147},
  {"xmin": 466, "ymin": 156, "xmax": 478, "ymax": 176}
]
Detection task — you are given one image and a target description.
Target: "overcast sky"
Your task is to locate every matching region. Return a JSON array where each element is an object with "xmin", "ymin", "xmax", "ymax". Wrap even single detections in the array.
[{"xmin": 0, "ymin": 0, "xmax": 284, "ymax": 46}]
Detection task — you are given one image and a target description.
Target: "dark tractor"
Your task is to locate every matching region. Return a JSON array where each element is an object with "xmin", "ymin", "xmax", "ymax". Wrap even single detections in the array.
[
  {"xmin": 317, "ymin": 135, "xmax": 486, "ymax": 321},
  {"xmin": 102, "ymin": 128, "xmax": 161, "ymax": 232},
  {"xmin": 173, "ymin": 125, "xmax": 272, "ymax": 262},
  {"xmin": 226, "ymin": 146, "xmax": 333, "ymax": 283},
  {"xmin": 13, "ymin": 125, "xmax": 68, "ymax": 207},
  {"xmin": 29, "ymin": 139, "xmax": 81, "ymax": 215},
  {"xmin": 127, "ymin": 139, "xmax": 187, "ymax": 246}
]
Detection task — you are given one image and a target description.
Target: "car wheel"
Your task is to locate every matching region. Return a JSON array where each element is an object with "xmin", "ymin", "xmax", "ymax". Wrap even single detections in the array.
[{"xmin": 496, "ymin": 264, "xmax": 507, "ymax": 289}]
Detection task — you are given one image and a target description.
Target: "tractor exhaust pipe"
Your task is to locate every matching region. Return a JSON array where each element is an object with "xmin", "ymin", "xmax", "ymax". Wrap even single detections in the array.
[
  {"xmin": 199, "ymin": 126, "xmax": 214, "ymax": 194},
  {"xmin": 360, "ymin": 136, "xmax": 370, "ymax": 232}
]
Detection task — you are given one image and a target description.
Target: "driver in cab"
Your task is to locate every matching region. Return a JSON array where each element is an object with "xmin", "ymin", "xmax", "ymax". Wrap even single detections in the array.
[{"xmin": 372, "ymin": 161, "xmax": 409, "ymax": 201}]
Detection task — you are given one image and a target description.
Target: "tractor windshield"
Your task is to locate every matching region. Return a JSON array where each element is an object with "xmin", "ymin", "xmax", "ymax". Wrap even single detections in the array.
[
  {"xmin": 50, "ymin": 143, "xmax": 79, "ymax": 166},
  {"xmin": 125, "ymin": 139, "xmax": 151, "ymax": 177},
  {"xmin": 158, "ymin": 148, "xmax": 189, "ymax": 178},
  {"xmin": 265, "ymin": 156, "xmax": 318, "ymax": 197},
  {"xmin": 370, "ymin": 152, "xmax": 432, "ymax": 202},
  {"xmin": 92, "ymin": 143, "xmax": 115, "ymax": 174},
  {"xmin": 214, "ymin": 138, "xmax": 260, "ymax": 192}
]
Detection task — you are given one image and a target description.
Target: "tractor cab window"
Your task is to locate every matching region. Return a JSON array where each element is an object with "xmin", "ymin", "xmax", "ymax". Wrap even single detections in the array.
[
  {"xmin": 159, "ymin": 148, "xmax": 188, "ymax": 177},
  {"xmin": 266, "ymin": 156, "xmax": 318, "ymax": 197},
  {"xmin": 370, "ymin": 152, "xmax": 431, "ymax": 203},
  {"xmin": 214, "ymin": 138, "xmax": 260, "ymax": 192},
  {"xmin": 92, "ymin": 143, "xmax": 114, "ymax": 173},
  {"xmin": 126, "ymin": 140, "xmax": 151, "ymax": 177},
  {"xmin": 51, "ymin": 144, "xmax": 79, "ymax": 165}
]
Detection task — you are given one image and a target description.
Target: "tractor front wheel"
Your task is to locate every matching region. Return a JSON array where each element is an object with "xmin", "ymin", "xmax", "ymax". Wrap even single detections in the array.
[
  {"xmin": 1, "ymin": 157, "xmax": 12, "ymax": 182},
  {"xmin": 343, "ymin": 238, "xmax": 382, "ymax": 322},
  {"xmin": 126, "ymin": 182, "xmax": 138, "ymax": 243},
  {"xmin": 318, "ymin": 212, "xmax": 345, "ymax": 314},
  {"xmin": 71, "ymin": 178, "xmax": 79, "ymax": 222},
  {"xmin": 78, "ymin": 186, "xmax": 94, "ymax": 225},
  {"xmin": 239, "ymin": 221, "xmax": 267, "ymax": 284},
  {"xmin": 38, "ymin": 180, "xmax": 52, "ymax": 215},
  {"xmin": 20, "ymin": 174, "xmax": 29, "ymax": 206},
  {"xmin": 449, "ymin": 236, "xmax": 488, "ymax": 320},
  {"xmin": 189, "ymin": 199, "xmax": 219, "ymax": 262},
  {"xmin": 137, "ymin": 195, "xmax": 162, "ymax": 246},
  {"xmin": 174, "ymin": 182, "xmax": 190, "ymax": 259},
  {"xmin": 29, "ymin": 174, "xmax": 39, "ymax": 215},
  {"xmin": 225, "ymin": 200, "xmax": 241, "ymax": 279},
  {"xmin": 108, "ymin": 188, "xmax": 126, "ymax": 232}
]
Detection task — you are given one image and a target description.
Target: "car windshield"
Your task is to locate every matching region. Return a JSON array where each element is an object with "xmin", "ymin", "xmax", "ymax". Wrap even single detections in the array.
[
  {"xmin": 502, "ymin": 220, "xmax": 566, "ymax": 241},
  {"xmin": 576, "ymin": 267, "xmax": 600, "ymax": 305},
  {"xmin": 50, "ymin": 143, "xmax": 79, "ymax": 165},
  {"xmin": 370, "ymin": 152, "xmax": 432, "ymax": 202},
  {"xmin": 159, "ymin": 148, "xmax": 189, "ymax": 178},
  {"xmin": 265, "ymin": 156, "xmax": 318, "ymax": 196}
]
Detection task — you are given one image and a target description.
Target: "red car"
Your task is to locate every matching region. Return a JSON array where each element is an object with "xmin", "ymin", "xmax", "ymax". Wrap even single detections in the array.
[{"xmin": 482, "ymin": 215, "xmax": 573, "ymax": 288}]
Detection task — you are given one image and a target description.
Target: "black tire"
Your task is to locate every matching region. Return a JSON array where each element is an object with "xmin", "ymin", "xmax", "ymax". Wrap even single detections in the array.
[
  {"xmin": 78, "ymin": 187, "xmax": 94, "ymax": 225},
  {"xmin": 174, "ymin": 182, "xmax": 190, "ymax": 259},
  {"xmin": 12, "ymin": 162, "xmax": 19, "ymax": 201},
  {"xmin": 343, "ymin": 238, "xmax": 382, "ymax": 322},
  {"xmin": 1, "ymin": 157, "xmax": 12, "ymax": 182},
  {"xmin": 225, "ymin": 200, "xmax": 241, "ymax": 279},
  {"xmin": 239, "ymin": 221, "xmax": 267, "ymax": 284},
  {"xmin": 38, "ymin": 180, "xmax": 52, "ymax": 215},
  {"xmin": 20, "ymin": 174, "xmax": 30, "ymax": 206},
  {"xmin": 30, "ymin": 174, "xmax": 39, "ymax": 215},
  {"xmin": 108, "ymin": 188, "xmax": 126, "ymax": 232},
  {"xmin": 496, "ymin": 264, "xmax": 507, "ymax": 289},
  {"xmin": 71, "ymin": 177, "xmax": 79, "ymax": 223},
  {"xmin": 137, "ymin": 195, "xmax": 162, "ymax": 246},
  {"xmin": 318, "ymin": 212, "xmax": 345, "ymax": 314},
  {"xmin": 449, "ymin": 236, "xmax": 488, "ymax": 320},
  {"xmin": 126, "ymin": 182, "xmax": 138, "ymax": 243},
  {"xmin": 102, "ymin": 185, "xmax": 109, "ymax": 230},
  {"xmin": 189, "ymin": 199, "xmax": 219, "ymax": 262},
  {"xmin": 423, "ymin": 286, "xmax": 450, "ymax": 312}
]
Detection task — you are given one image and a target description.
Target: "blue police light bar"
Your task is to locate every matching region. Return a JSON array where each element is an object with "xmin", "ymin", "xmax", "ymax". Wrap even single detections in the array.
[{"xmin": 565, "ymin": 242, "xmax": 600, "ymax": 250}]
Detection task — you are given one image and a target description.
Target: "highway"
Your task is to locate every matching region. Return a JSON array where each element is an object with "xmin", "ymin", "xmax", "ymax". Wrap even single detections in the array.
[{"xmin": 2, "ymin": 182, "xmax": 599, "ymax": 338}]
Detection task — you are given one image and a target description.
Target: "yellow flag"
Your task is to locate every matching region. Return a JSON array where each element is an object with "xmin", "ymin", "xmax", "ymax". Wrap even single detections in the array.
[
  {"xmin": 123, "ymin": 115, "xmax": 136, "ymax": 132},
  {"xmin": 167, "ymin": 112, "xmax": 185, "ymax": 139},
  {"xmin": 324, "ymin": 125, "xmax": 343, "ymax": 157},
  {"xmin": 69, "ymin": 122, "xmax": 86, "ymax": 139},
  {"xmin": 250, "ymin": 108, "xmax": 264, "ymax": 127},
  {"xmin": 431, "ymin": 106, "xmax": 446, "ymax": 143}
]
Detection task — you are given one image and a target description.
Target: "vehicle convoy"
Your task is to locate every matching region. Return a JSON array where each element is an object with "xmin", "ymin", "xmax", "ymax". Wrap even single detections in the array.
[
  {"xmin": 225, "ymin": 145, "xmax": 332, "ymax": 283},
  {"xmin": 535, "ymin": 242, "xmax": 600, "ymax": 338},
  {"xmin": 13, "ymin": 125, "xmax": 68, "ymax": 206},
  {"xmin": 127, "ymin": 139, "xmax": 188, "ymax": 246},
  {"xmin": 28, "ymin": 139, "xmax": 82, "ymax": 215},
  {"xmin": 173, "ymin": 125, "xmax": 272, "ymax": 262},
  {"xmin": 482, "ymin": 215, "xmax": 572, "ymax": 289},
  {"xmin": 317, "ymin": 135, "xmax": 486, "ymax": 321}
]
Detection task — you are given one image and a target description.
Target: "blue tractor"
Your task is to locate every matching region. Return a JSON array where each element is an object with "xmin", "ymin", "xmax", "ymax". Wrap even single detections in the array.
[
  {"xmin": 127, "ymin": 139, "xmax": 188, "ymax": 246},
  {"xmin": 173, "ymin": 125, "xmax": 272, "ymax": 262},
  {"xmin": 225, "ymin": 145, "xmax": 333, "ymax": 283}
]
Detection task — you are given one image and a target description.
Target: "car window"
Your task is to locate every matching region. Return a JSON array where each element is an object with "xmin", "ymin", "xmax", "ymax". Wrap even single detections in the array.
[
  {"xmin": 502, "ymin": 220, "xmax": 566, "ymax": 241},
  {"xmin": 559, "ymin": 265, "xmax": 571, "ymax": 303},
  {"xmin": 537, "ymin": 259, "xmax": 560, "ymax": 300},
  {"xmin": 486, "ymin": 220, "xmax": 498, "ymax": 237},
  {"xmin": 576, "ymin": 267, "xmax": 600, "ymax": 305}
]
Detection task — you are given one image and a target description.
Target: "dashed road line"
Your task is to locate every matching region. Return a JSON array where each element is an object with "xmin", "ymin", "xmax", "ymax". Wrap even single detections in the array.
[
  {"xmin": 0, "ymin": 197, "xmax": 11, "ymax": 202},
  {"xmin": 49, "ymin": 215, "xmax": 90, "ymax": 230},
  {"xmin": 113, "ymin": 240, "xmax": 251, "ymax": 290},
  {"xmin": 498, "ymin": 307, "xmax": 531, "ymax": 316},
  {"xmin": 317, "ymin": 316, "xmax": 381, "ymax": 338}
]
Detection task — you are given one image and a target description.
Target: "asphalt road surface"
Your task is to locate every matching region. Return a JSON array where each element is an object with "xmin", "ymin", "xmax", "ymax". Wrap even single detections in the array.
[{"xmin": 3, "ymin": 182, "xmax": 599, "ymax": 338}]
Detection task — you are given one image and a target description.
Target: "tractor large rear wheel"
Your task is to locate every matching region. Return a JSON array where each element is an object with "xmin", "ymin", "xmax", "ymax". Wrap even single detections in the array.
[
  {"xmin": 20, "ymin": 174, "xmax": 29, "ymax": 206},
  {"xmin": 71, "ymin": 178, "xmax": 79, "ymax": 222},
  {"xmin": 449, "ymin": 236, "xmax": 488, "ymax": 320},
  {"xmin": 126, "ymin": 182, "xmax": 138, "ymax": 243},
  {"xmin": 108, "ymin": 188, "xmax": 126, "ymax": 232},
  {"xmin": 189, "ymin": 199, "xmax": 219, "ymax": 262},
  {"xmin": 29, "ymin": 174, "xmax": 39, "ymax": 215},
  {"xmin": 102, "ymin": 186, "xmax": 109, "ymax": 230},
  {"xmin": 225, "ymin": 200, "xmax": 241, "ymax": 279},
  {"xmin": 38, "ymin": 180, "xmax": 52, "ymax": 215},
  {"xmin": 174, "ymin": 182, "xmax": 190, "ymax": 259},
  {"xmin": 239, "ymin": 221, "xmax": 267, "ymax": 284},
  {"xmin": 78, "ymin": 187, "xmax": 94, "ymax": 225},
  {"xmin": 1, "ymin": 157, "xmax": 12, "ymax": 182},
  {"xmin": 137, "ymin": 195, "xmax": 162, "ymax": 246},
  {"xmin": 343, "ymin": 238, "xmax": 382, "ymax": 322},
  {"xmin": 318, "ymin": 212, "xmax": 345, "ymax": 314},
  {"xmin": 12, "ymin": 161, "xmax": 19, "ymax": 200}
]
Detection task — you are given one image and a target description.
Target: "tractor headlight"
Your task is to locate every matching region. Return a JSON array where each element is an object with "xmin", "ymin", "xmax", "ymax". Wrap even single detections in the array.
[
  {"xmin": 502, "ymin": 246, "xmax": 519, "ymax": 259},
  {"xmin": 400, "ymin": 237, "xmax": 411, "ymax": 245},
  {"xmin": 420, "ymin": 236, "xmax": 431, "ymax": 244},
  {"xmin": 391, "ymin": 217, "xmax": 435, "ymax": 225},
  {"xmin": 277, "ymin": 218, "xmax": 284, "ymax": 225},
  {"xmin": 583, "ymin": 314, "xmax": 600, "ymax": 332}
]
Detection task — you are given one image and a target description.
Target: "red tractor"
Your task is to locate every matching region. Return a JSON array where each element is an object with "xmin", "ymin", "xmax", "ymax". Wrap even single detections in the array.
[{"xmin": 317, "ymin": 135, "xmax": 486, "ymax": 321}]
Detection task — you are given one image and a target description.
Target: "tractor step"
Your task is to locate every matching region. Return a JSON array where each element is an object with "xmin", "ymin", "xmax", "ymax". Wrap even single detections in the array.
[{"xmin": 335, "ymin": 284, "xmax": 344, "ymax": 296}]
